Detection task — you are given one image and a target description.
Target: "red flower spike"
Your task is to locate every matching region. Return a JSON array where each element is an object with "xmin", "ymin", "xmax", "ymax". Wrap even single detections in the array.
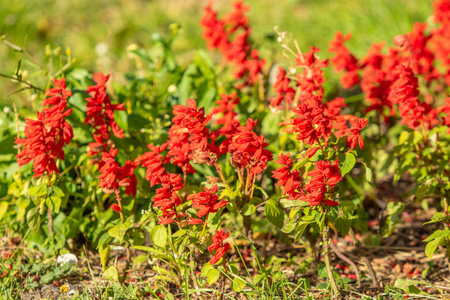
[
  {"xmin": 84, "ymin": 72, "xmax": 125, "ymax": 167},
  {"xmin": 270, "ymin": 67, "xmax": 296, "ymax": 109},
  {"xmin": 329, "ymin": 32, "xmax": 360, "ymax": 89},
  {"xmin": 346, "ymin": 118, "xmax": 368, "ymax": 151},
  {"xmin": 200, "ymin": 1, "xmax": 265, "ymax": 86},
  {"xmin": 208, "ymin": 230, "xmax": 230, "ymax": 265},
  {"xmin": 300, "ymin": 160, "xmax": 342, "ymax": 207},
  {"xmin": 272, "ymin": 153, "xmax": 302, "ymax": 200},
  {"xmin": 15, "ymin": 78, "xmax": 73, "ymax": 178},
  {"xmin": 188, "ymin": 185, "xmax": 228, "ymax": 218}
]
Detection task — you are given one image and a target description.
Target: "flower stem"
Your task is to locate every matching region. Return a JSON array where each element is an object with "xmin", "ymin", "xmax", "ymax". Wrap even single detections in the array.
[
  {"xmin": 46, "ymin": 173, "xmax": 54, "ymax": 237},
  {"xmin": 199, "ymin": 214, "xmax": 209, "ymax": 242},
  {"xmin": 214, "ymin": 162, "xmax": 230, "ymax": 189},
  {"xmin": 321, "ymin": 226, "xmax": 340, "ymax": 297}
]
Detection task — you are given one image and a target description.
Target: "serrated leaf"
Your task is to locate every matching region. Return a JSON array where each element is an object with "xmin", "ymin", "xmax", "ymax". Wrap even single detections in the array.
[
  {"xmin": 126, "ymin": 227, "xmax": 146, "ymax": 246},
  {"xmin": 108, "ymin": 222, "xmax": 132, "ymax": 243},
  {"xmin": 264, "ymin": 199, "xmax": 284, "ymax": 228},
  {"xmin": 27, "ymin": 184, "xmax": 47, "ymax": 197},
  {"xmin": 280, "ymin": 199, "xmax": 305, "ymax": 208},
  {"xmin": 242, "ymin": 203, "xmax": 256, "ymax": 216},
  {"xmin": 172, "ymin": 229, "xmax": 188, "ymax": 238},
  {"xmin": 424, "ymin": 212, "xmax": 446, "ymax": 225},
  {"xmin": 335, "ymin": 217, "xmax": 352, "ymax": 236},
  {"xmin": 340, "ymin": 153, "xmax": 356, "ymax": 176},
  {"xmin": 104, "ymin": 266, "xmax": 119, "ymax": 281},
  {"xmin": 381, "ymin": 202, "xmax": 405, "ymax": 237},
  {"xmin": 0, "ymin": 202, "xmax": 8, "ymax": 220},
  {"xmin": 206, "ymin": 268, "xmax": 221, "ymax": 285},
  {"xmin": 151, "ymin": 225, "xmax": 167, "ymax": 248},
  {"xmin": 294, "ymin": 222, "xmax": 309, "ymax": 242},
  {"xmin": 425, "ymin": 236, "xmax": 444, "ymax": 259},
  {"xmin": 99, "ymin": 245, "xmax": 111, "ymax": 271},
  {"xmin": 201, "ymin": 262, "xmax": 214, "ymax": 277},
  {"xmin": 231, "ymin": 275, "xmax": 247, "ymax": 292}
]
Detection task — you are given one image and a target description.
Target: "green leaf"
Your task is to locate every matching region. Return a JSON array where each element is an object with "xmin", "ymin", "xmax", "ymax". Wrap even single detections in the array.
[
  {"xmin": 231, "ymin": 275, "xmax": 247, "ymax": 292},
  {"xmin": 335, "ymin": 217, "xmax": 352, "ymax": 236},
  {"xmin": 424, "ymin": 212, "xmax": 446, "ymax": 225},
  {"xmin": 340, "ymin": 153, "xmax": 356, "ymax": 176},
  {"xmin": 241, "ymin": 203, "xmax": 256, "ymax": 216},
  {"xmin": 0, "ymin": 201, "xmax": 8, "ymax": 221},
  {"xmin": 151, "ymin": 225, "xmax": 167, "ymax": 248},
  {"xmin": 201, "ymin": 262, "xmax": 214, "ymax": 277},
  {"xmin": 264, "ymin": 199, "xmax": 284, "ymax": 229},
  {"xmin": 108, "ymin": 222, "xmax": 132, "ymax": 243},
  {"xmin": 381, "ymin": 202, "xmax": 405, "ymax": 237},
  {"xmin": 171, "ymin": 229, "xmax": 188, "ymax": 238},
  {"xmin": 415, "ymin": 184, "xmax": 429, "ymax": 202},
  {"xmin": 46, "ymin": 196, "xmax": 61, "ymax": 214},
  {"xmin": 280, "ymin": 199, "xmax": 306, "ymax": 208},
  {"xmin": 125, "ymin": 227, "xmax": 146, "ymax": 246},
  {"xmin": 206, "ymin": 268, "xmax": 221, "ymax": 285},
  {"xmin": 363, "ymin": 163, "xmax": 373, "ymax": 183},
  {"xmin": 294, "ymin": 222, "xmax": 309, "ymax": 242},
  {"xmin": 27, "ymin": 184, "xmax": 47, "ymax": 197},
  {"xmin": 52, "ymin": 186, "xmax": 65, "ymax": 197},
  {"xmin": 340, "ymin": 200, "xmax": 356, "ymax": 218},
  {"xmin": 99, "ymin": 244, "xmax": 111, "ymax": 271},
  {"xmin": 104, "ymin": 266, "xmax": 119, "ymax": 281}
]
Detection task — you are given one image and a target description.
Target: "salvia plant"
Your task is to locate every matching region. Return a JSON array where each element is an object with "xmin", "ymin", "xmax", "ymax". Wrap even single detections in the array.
[{"xmin": 1, "ymin": 0, "xmax": 450, "ymax": 299}]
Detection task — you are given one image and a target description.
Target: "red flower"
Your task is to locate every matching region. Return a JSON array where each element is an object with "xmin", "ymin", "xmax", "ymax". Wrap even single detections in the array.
[
  {"xmin": 226, "ymin": 118, "xmax": 272, "ymax": 176},
  {"xmin": 272, "ymin": 153, "xmax": 301, "ymax": 199},
  {"xmin": 270, "ymin": 67, "xmax": 296, "ymax": 109},
  {"xmin": 84, "ymin": 73, "xmax": 125, "ymax": 167},
  {"xmin": 295, "ymin": 47, "xmax": 328, "ymax": 96},
  {"xmin": 153, "ymin": 173, "xmax": 185, "ymax": 225},
  {"xmin": 188, "ymin": 185, "xmax": 228, "ymax": 218},
  {"xmin": 346, "ymin": 118, "xmax": 368, "ymax": 150},
  {"xmin": 300, "ymin": 160, "xmax": 342, "ymax": 207},
  {"xmin": 98, "ymin": 147, "xmax": 134, "ymax": 195},
  {"xmin": 111, "ymin": 204, "xmax": 122, "ymax": 213},
  {"xmin": 211, "ymin": 92, "xmax": 240, "ymax": 133},
  {"xmin": 15, "ymin": 78, "xmax": 73, "ymax": 178},
  {"xmin": 280, "ymin": 94, "xmax": 332, "ymax": 146},
  {"xmin": 329, "ymin": 32, "xmax": 360, "ymax": 89},
  {"xmin": 208, "ymin": 230, "xmax": 230, "ymax": 265},
  {"xmin": 200, "ymin": 1, "xmax": 265, "ymax": 86},
  {"xmin": 135, "ymin": 144, "xmax": 168, "ymax": 187}
]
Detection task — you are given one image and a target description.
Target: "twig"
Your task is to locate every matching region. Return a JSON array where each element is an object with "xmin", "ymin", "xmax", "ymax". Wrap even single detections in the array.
[{"xmin": 329, "ymin": 240, "xmax": 361, "ymax": 285}]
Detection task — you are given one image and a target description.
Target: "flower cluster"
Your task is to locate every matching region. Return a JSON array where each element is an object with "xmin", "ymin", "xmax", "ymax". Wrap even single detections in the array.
[
  {"xmin": 270, "ymin": 67, "xmax": 296, "ymax": 109},
  {"xmin": 135, "ymin": 144, "xmax": 188, "ymax": 225},
  {"xmin": 98, "ymin": 148, "xmax": 136, "ymax": 196},
  {"xmin": 272, "ymin": 153, "xmax": 301, "ymax": 199},
  {"xmin": 200, "ymin": 1, "xmax": 265, "ymax": 86},
  {"xmin": 329, "ymin": 32, "xmax": 360, "ymax": 89},
  {"xmin": 188, "ymin": 185, "xmax": 228, "ymax": 218},
  {"xmin": 84, "ymin": 73, "xmax": 125, "ymax": 167},
  {"xmin": 225, "ymin": 118, "xmax": 272, "ymax": 177},
  {"xmin": 211, "ymin": 92, "xmax": 240, "ymax": 133},
  {"xmin": 16, "ymin": 78, "xmax": 73, "ymax": 178},
  {"xmin": 208, "ymin": 230, "xmax": 230, "ymax": 265},
  {"xmin": 300, "ymin": 160, "xmax": 342, "ymax": 206}
]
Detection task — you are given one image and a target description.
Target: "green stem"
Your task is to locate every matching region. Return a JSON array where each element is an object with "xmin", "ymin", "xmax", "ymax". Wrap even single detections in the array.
[
  {"xmin": 321, "ymin": 226, "xmax": 340, "ymax": 298},
  {"xmin": 214, "ymin": 162, "xmax": 230, "ymax": 189},
  {"xmin": 46, "ymin": 173, "xmax": 54, "ymax": 237}
]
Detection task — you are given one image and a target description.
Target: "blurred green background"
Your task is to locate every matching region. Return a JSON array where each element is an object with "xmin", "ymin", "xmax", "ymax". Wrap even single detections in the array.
[{"xmin": 0, "ymin": 0, "xmax": 434, "ymax": 102}]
